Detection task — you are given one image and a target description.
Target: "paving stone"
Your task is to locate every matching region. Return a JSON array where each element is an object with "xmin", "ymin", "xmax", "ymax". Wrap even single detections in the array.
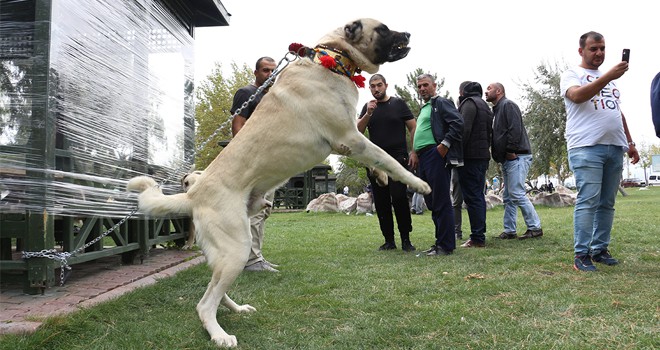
[{"xmin": 0, "ymin": 248, "xmax": 203, "ymax": 335}]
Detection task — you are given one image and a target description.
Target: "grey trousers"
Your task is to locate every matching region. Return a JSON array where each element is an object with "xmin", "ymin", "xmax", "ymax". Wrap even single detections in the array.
[
  {"xmin": 450, "ymin": 167, "xmax": 463, "ymax": 237},
  {"xmin": 246, "ymin": 190, "xmax": 274, "ymax": 266}
]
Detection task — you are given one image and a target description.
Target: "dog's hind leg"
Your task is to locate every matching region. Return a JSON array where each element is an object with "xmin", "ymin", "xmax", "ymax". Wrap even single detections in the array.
[{"xmin": 196, "ymin": 214, "xmax": 254, "ymax": 348}]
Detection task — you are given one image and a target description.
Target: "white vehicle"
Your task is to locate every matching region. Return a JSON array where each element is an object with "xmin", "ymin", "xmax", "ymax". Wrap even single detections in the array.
[{"xmin": 648, "ymin": 174, "xmax": 660, "ymax": 186}]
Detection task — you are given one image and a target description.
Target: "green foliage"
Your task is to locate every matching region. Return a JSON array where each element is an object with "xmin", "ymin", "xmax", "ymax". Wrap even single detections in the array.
[
  {"xmin": 2, "ymin": 188, "xmax": 659, "ymax": 349},
  {"xmin": 334, "ymin": 156, "xmax": 369, "ymax": 196},
  {"xmin": 193, "ymin": 62, "xmax": 253, "ymax": 169},
  {"xmin": 520, "ymin": 61, "xmax": 570, "ymax": 182}
]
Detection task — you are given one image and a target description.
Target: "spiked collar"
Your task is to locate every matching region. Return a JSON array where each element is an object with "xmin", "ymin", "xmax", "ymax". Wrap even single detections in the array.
[
  {"xmin": 312, "ymin": 44, "xmax": 362, "ymax": 78},
  {"xmin": 288, "ymin": 42, "xmax": 366, "ymax": 87}
]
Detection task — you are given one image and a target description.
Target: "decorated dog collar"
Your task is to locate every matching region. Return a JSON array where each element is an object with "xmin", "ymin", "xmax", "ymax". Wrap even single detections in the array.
[{"xmin": 288, "ymin": 43, "xmax": 365, "ymax": 88}]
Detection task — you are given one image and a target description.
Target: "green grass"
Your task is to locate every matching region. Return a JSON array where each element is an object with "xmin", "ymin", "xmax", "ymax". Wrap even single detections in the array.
[{"xmin": 2, "ymin": 187, "xmax": 659, "ymax": 349}]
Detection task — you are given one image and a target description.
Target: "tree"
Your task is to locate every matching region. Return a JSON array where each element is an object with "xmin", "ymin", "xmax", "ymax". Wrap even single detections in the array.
[
  {"xmin": 334, "ymin": 156, "xmax": 369, "ymax": 196},
  {"xmin": 520, "ymin": 61, "xmax": 570, "ymax": 183},
  {"xmin": 635, "ymin": 142, "xmax": 660, "ymax": 183},
  {"xmin": 194, "ymin": 62, "xmax": 253, "ymax": 169}
]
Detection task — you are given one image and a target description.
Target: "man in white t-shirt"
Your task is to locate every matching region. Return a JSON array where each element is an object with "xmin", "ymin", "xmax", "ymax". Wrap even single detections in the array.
[{"xmin": 560, "ymin": 31, "xmax": 639, "ymax": 272}]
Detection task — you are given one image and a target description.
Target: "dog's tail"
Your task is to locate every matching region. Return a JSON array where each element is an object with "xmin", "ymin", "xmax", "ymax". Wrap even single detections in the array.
[{"xmin": 126, "ymin": 176, "xmax": 192, "ymax": 216}]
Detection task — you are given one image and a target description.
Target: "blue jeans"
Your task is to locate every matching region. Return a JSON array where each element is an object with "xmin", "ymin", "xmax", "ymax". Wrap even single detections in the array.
[
  {"xmin": 501, "ymin": 154, "xmax": 541, "ymax": 233},
  {"xmin": 411, "ymin": 192, "xmax": 425, "ymax": 214},
  {"xmin": 568, "ymin": 145, "xmax": 624, "ymax": 256},
  {"xmin": 417, "ymin": 148, "xmax": 455, "ymax": 252},
  {"xmin": 458, "ymin": 159, "xmax": 489, "ymax": 243}
]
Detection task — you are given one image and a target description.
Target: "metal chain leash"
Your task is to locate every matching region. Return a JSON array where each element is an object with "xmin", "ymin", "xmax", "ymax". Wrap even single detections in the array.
[{"xmin": 21, "ymin": 49, "xmax": 302, "ymax": 286}]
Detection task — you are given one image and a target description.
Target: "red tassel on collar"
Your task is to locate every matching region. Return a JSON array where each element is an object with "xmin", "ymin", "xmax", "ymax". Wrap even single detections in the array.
[
  {"xmin": 288, "ymin": 42, "xmax": 308, "ymax": 56},
  {"xmin": 351, "ymin": 75, "xmax": 366, "ymax": 88},
  {"xmin": 319, "ymin": 55, "xmax": 337, "ymax": 69}
]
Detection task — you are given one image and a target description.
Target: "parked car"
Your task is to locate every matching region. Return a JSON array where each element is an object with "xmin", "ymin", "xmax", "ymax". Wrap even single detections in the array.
[
  {"xmin": 621, "ymin": 178, "xmax": 644, "ymax": 188},
  {"xmin": 648, "ymin": 174, "xmax": 660, "ymax": 186}
]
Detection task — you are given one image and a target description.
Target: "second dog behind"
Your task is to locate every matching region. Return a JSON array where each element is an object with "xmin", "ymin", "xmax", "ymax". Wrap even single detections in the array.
[{"xmin": 180, "ymin": 170, "xmax": 202, "ymax": 249}]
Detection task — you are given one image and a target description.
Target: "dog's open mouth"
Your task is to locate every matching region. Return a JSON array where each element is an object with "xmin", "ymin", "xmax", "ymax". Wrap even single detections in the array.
[{"xmin": 387, "ymin": 33, "xmax": 411, "ymax": 62}]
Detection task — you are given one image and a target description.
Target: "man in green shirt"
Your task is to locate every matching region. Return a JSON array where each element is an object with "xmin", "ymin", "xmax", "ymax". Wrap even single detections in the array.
[{"xmin": 413, "ymin": 74, "xmax": 464, "ymax": 256}]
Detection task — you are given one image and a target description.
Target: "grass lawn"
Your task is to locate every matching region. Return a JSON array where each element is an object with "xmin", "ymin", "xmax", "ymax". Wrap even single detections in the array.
[{"xmin": 2, "ymin": 187, "xmax": 658, "ymax": 349}]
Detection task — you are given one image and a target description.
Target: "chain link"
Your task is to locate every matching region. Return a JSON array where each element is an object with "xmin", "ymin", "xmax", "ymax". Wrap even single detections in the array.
[{"xmin": 21, "ymin": 49, "xmax": 302, "ymax": 286}]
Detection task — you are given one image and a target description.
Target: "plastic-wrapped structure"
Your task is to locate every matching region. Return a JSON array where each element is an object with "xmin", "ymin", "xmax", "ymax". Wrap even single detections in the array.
[{"xmin": 0, "ymin": 0, "xmax": 229, "ymax": 293}]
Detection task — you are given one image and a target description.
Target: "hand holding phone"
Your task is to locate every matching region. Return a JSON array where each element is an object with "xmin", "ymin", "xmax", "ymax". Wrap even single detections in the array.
[{"xmin": 622, "ymin": 49, "xmax": 630, "ymax": 62}]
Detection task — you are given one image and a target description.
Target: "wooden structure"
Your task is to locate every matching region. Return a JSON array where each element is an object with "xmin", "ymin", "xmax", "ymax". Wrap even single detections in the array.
[
  {"xmin": 0, "ymin": 0, "xmax": 230, "ymax": 294},
  {"xmin": 274, "ymin": 164, "xmax": 336, "ymax": 209}
]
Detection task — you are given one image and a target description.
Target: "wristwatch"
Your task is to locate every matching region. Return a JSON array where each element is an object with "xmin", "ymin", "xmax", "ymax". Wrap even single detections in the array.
[{"xmin": 628, "ymin": 141, "xmax": 635, "ymax": 147}]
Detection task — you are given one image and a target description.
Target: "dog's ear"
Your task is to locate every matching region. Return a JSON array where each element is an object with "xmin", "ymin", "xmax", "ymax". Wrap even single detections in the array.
[{"xmin": 344, "ymin": 20, "xmax": 363, "ymax": 42}]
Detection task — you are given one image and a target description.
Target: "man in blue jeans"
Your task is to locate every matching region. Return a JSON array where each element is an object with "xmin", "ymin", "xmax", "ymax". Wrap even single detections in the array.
[
  {"xmin": 560, "ymin": 31, "xmax": 639, "ymax": 271},
  {"xmin": 485, "ymin": 82, "xmax": 543, "ymax": 241}
]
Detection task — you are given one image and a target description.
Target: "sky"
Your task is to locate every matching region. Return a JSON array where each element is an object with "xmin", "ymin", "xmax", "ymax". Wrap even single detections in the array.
[{"xmin": 193, "ymin": 0, "xmax": 659, "ymax": 178}]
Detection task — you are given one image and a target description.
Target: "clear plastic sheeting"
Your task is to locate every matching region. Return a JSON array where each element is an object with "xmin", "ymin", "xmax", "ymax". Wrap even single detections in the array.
[{"xmin": 1, "ymin": 0, "xmax": 196, "ymax": 217}]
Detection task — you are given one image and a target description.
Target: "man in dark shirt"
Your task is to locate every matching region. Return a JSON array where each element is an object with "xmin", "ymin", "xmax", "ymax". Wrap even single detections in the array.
[
  {"xmin": 230, "ymin": 56, "xmax": 279, "ymax": 272},
  {"xmin": 457, "ymin": 81, "xmax": 493, "ymax": 248},
  {"xmin": 358, "ymin": 74, "xmax": 417, "ymax": 252}
]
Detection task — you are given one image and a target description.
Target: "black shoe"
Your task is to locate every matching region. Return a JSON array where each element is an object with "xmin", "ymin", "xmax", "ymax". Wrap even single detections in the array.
[
  {"xmin": 592, "ymin": 250, "xmax": 619, "ymax": 265},
  {"xmin": 519, "ymin": 229, "xmax": 543, "ymax": 240},
  {"xmin": 495, "ymin": 232, "xmax": 518, "ymax": 239},
  {"xmin": 425, "ymin": 245, "xmax": 452, "ymax": 256},
  {"xmin": 402, "ymin": 241, "xmax": 416, "ymax": 252},
  {"xmin": 574, "ymin": 254, "xmax": 597, "ymax": 272},
  {"xmin": 460, "ymin": 239, "xmax": 485, "ymax": 248},
  {"xmin": 379, "ymin": 242, "xmax": 397, "ymax": 251}
]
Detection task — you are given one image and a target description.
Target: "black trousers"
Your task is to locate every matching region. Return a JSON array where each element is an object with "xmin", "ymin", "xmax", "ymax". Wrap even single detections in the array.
[{"xmin": 367, "ymin": 157, "xmax": 413, "ymax": 244}]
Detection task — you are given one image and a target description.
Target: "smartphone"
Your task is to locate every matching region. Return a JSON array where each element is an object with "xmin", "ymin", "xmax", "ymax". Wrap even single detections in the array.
[{"xmin": 622, "ymin": 48, "xmax": 630, "ymax": 62}]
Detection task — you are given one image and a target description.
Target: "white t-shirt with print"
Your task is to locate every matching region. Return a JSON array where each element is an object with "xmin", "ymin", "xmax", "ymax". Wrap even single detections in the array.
[{"xmin": 560, "ymin": 66, "xmax": 627, "ymax": 151}]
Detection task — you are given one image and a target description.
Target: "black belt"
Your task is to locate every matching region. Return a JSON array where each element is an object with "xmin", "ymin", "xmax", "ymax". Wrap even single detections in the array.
[{"xmin": 416, "ymin": 144, "xmax": 436, "ymax": 156}]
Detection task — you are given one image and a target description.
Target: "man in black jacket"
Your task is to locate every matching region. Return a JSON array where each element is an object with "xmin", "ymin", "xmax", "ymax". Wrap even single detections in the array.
[
  {"xmin": 457, "ymin": 82, "xmax": 493, "ymax": 248},
  {"xmin": 486, "ymin": 82, "xmax": 543, "ymax": 240},
  {"xmin": 413, "ymin": 74, "xmax": 464, "ymax": 256}
]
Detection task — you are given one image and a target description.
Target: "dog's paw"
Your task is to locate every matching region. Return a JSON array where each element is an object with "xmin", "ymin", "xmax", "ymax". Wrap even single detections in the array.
[
  {"xmin": 126, "ymin": 176, "xmax": 158, "ymax": 193},
  {"xmin": 415, "ymin": 181, "xmax": 432, "ymax": 195},
  {"xmin": 235, "ymin": 304, "xmax": 257, "ymax": 313},
  {"xmin": 370, "ymin": 168, "xmax": 389, "ymax": 187},
  {"xmin": 212, "ymin": 334, "xmax": 238, "ymax": 348},
  {"xmin": 333, "ymin": 144, "xmax": 352, "ymax": 156}
]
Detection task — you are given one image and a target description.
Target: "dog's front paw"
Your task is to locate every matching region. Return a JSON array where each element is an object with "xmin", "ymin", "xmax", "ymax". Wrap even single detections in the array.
[
  {"xmin": 414, "ymin": 181, "xmax": 432, "ymax": 195},
  {"xmin": 236, "ymin": 304, "xmax": 257, "ymax": 313}
]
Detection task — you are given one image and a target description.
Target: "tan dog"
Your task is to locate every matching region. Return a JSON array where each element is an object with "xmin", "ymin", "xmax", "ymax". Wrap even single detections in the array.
[{"xmin": 127, "ymin": 18, "xmax": 430, "ymax": 348}]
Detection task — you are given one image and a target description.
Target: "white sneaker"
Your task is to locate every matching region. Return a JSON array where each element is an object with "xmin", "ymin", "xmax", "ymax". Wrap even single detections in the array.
[{"xmin": 244, "ymin": 261, "xmax": 279, "ymax": 272}]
